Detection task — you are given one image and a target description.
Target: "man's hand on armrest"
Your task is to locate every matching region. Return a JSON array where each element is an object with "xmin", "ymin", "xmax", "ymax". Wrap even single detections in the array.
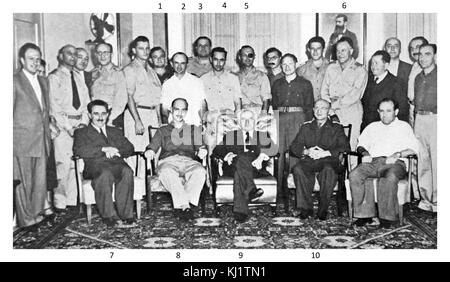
[
  {"xmin": 224, "ymin": 152, "xmax": 237, "ymax": 165},
  {"xmin": 102, "ymin": 147, "xmax": 121, "ymax": 159}
]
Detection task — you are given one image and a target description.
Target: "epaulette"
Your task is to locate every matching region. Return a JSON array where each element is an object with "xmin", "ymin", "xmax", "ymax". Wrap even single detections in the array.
[
  {"xmin": 354, "ymin": 62, "xmax": 363, "ymax": 67},
  {"xmin": 48, "ymin": 68, "xmax": 58, "ymax": 75},
  {"xmin": 112, "ymin": 64, "xmax": 122, "ymax": 71},
  {"xmin": 303, "ymin": 119, "xmax": 314, "ymax": 124}
]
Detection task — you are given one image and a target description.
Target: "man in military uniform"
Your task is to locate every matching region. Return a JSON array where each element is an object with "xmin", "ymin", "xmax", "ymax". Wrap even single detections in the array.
[
  {"xmin": 271, "ymin": 53, "xmax": 314, "ymax": 200},
  {"xmin": 74, "ymin": 47, "xmax": 92, "ymax": 93},
  {"xmin": 186, "ymin": 36, "xmax": 213, "ymax": 78},
  {"xmin": 297, "ymin": 36, "xmax": 330, "ymax": 101},
  {"xmin": 235, "ymin": 45, "xmax": 271, "ymax": 116},
  {"xmin": 321, "ymin": 37, "xmax": 368, "ymax": 151},
  {"xmin": 90, "ymin": 42, "xmax": 128, "ymax": 129},
  {"xmin": 49, "ymin": 44, "xmax": 90, "ymax": 211},
  {"xmin": 149, "ymin": 46, "xmax": 173, "ymax": 84},
  {"xmin": 123, "ymin": 36, "xmax": 162, "ymax": 177},
  {"xmin": 290, "ymin": 99, "xmax": 350, "ymax": 220}
]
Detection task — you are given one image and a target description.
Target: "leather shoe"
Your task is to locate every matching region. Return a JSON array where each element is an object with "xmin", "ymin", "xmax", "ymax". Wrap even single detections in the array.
[
  {"xmin": 249, "ymin": 188, "xmax": 264, "ymax": 202},
  {"xmin": 317, "ymin": 211, "xmax": 328, "ymax": 221},
  {"xmin": 123, "ymin": 218, "xmax": 135, "ymax": 225},
  {"xmin": 183, "ymin": 208, "xmax": 194, "ymax": 221},
  {"xmin": 103, "ymin": 218, "xmax": 117, "ymax": 227},
  {"xmin": 354, "ymin": 218, "xmax": 373, "ymax": 227},
  {"xmin": 234, "ymin": 212, "xmax": 248, "ymax": 223},
  {"xmin": 378, "ymin": 219, "xmax": 393, "ymax": 229},
  {"xmin": 299, "ymin": 209, "xmax": 313, "ymax": 219}
]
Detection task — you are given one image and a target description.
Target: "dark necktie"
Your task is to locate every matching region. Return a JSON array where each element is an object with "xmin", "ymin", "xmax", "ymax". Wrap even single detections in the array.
[
  {"xmin": 71, "ymin": 71, "xmax": 81, "ymax": 110},
  {"xmin": 100, "ymin": 128, "xmax": 108, "ymax": 144},
  {"xmin": 245, "ymin": 132, "xmax": 250, "ymax": 144}
]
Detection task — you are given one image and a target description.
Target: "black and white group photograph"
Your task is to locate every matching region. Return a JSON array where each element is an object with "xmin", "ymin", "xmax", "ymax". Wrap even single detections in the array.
[{"xmin": 4, "ymin": 0, "xmax": 446, "ymax": 262}]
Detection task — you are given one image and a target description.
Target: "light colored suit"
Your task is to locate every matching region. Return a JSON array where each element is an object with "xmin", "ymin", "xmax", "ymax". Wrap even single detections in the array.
[{"xmin": 13, "ymin": 69, "xmax": 51, "ymax": 227}]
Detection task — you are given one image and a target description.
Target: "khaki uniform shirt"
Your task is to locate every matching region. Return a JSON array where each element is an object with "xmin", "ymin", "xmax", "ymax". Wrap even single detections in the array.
[
  {"xmin": 90, "ymin": 63, "xmax": 128, "ymax": 122},
  {"xmin": 235, "ymin": 66, "xmax": 271, "ymax": 108},
  {"xmin": 201, "ymin": 70, "xmax": 242, "ymax": 112},
  {"xmin": 297, "ymin": 58, "xmax": 329, "ymax": 101}
]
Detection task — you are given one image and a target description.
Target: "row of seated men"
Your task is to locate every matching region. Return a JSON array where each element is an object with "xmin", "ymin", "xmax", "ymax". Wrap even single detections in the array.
[{"xmin": 13, "ymin": 32, "xmax": 436, "ymax": 230}]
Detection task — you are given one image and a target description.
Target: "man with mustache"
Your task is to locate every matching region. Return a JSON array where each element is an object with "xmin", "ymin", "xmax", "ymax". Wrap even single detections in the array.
[
  {"xmin": 264, "ymin": 47, "xmax": 284, "ymax": 87},
  {"xmin": 49, "ymin": 44, "xmax": 91, "ymax": 212},
  {"xmin": 407, "ymin": 36, "xmax": 429, "ymax": 126},
  {"xmin": 73, "ymin": 99, "xmax": 135, "ymax": 227},
  {"xmin": 161, "ymin": 52, "xmax": 207, "ymax": 126},
  {"xmin": 325, "ymin": 14, "xmax": 359, "ymax": 62},
  {"xmin": 145, "ymin": 98, "xmax": 207, "ymax": 221}
]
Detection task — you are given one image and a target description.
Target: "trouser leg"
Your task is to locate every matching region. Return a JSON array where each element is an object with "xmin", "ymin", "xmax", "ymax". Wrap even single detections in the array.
[
  {"xmin": 183, "ymin": 161, "xmax": 206, "ymax": 207},
  {"xmin": 53, "ymin": 131, "xmax": 77, "ymax": 208},
  {"xmin": 13, "ymin": 156, "xmax": 47, "ymax": 227},
  {"xmin": 232, "ymin": 154, "xmax": 257, "ymax": 215},
  {"xmin": 158, "ymin": 159, "xmax": 190, "ymax": 209},
  {"xmin": 317, "ymin": 165, "xmax": 338, "ymax": 215},
  {"xmin": 377, "ymin": 162, "xmax": 406, "ymax": 221},
  {"xmin": 415, "ymin": 115, "xmax": 437, "ymax": 212},
  {"xmin": 292, "ymin": 160, "xmax": 316, "ymax": 211},
  {"xmin": 91, "ymin": 168, "xmax": 116, "ymax": 219},
  {"xmin": 114, "ymin": 165, "xmax": 135, "ymax": 220},
  {"xmin": 349, "ymin": 161, "xmax": 378, "ymax": 218}
]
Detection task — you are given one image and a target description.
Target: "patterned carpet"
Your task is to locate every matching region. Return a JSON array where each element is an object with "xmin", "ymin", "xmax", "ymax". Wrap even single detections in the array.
[{"xmin": 13, "ymin": 194, "xmax": 437, "ymax": 249}]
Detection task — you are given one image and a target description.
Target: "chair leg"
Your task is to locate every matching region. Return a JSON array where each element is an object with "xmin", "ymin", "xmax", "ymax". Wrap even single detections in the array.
[
  {"xmin": 399, "ymin": 204, "xmax": 404, "ymax": 226},
  {"xmin": 145, "ymin": 192, "xmax": 152, "ymax": 214},
  {"xmin": 200, "ymin": 185, "xmax": 207, "ymax": 215},
  {"xmin": 348, "ymin": 200, "xmax": 353, "ymax": 226},
  {"xmin": 86, "ymin": 204, "xmax": 92, "ymax": 225},
  {"xmin": 270, "ymin": 204, "xmax": 277, "ymax": 216},
  {"xmin": 136, "ymin": 199, "xmax": 142, "ymax": 219}
]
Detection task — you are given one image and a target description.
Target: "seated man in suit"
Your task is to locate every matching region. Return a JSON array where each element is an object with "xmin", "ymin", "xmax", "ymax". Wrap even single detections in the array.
[
  {"xmin": 73, "ymin": 99, "xmax": 135, "ymax": 227},
  {"xmin": 349, "ymin": 98, "xmax": 419, "ymax": 228},
  {"xmin": 290, "ymin": 99, "xmax": 350, "ymax": 220},
  {"xmin": 213, "ymin": 109, "xmax": 278, "ymax": 223},
  {"xmin": 144, "ymin": 98, "xmax": 207, "ymax": 221}
]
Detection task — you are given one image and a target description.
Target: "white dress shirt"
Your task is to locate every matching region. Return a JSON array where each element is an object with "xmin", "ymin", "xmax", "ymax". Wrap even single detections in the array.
[
  {"xmin": 358, "ymin": 118, "xmax": 419, "ymax": 157},
  {"xmin": 23, "ymin": 70, "xmax": 43, "ymax": 109}
]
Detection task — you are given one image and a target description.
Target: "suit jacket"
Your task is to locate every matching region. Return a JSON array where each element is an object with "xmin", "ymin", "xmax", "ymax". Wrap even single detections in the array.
[
  {"xmin": 396, "ymin": 60, "xmax": 412, "ymax": 96},
  {"xmin": 213, "ymin": 130, "xmax": 278, "ymax": 174},
  {"xmin": 361, "ymin": 72, "xmax": 409, "ymax": 131},
  {"xmin": 73, "ymin": 124, "xmax": 134, "ymax": 179},
  {"xmin": 13, "ymin": 70, "xmax": 51, "ymax": 157},
  {"xmin": 289, "ymin": 118, "xmax": 350, "ymax": 159}
]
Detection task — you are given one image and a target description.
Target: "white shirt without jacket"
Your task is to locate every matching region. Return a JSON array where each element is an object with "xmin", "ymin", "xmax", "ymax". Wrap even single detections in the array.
[
  {"xmin": 357, "ymin": 118, "xmax": 419, "ymax": 157},
  {"xmin": 161, "ymin": 72, "xmax": 206, "ymax": 125}
]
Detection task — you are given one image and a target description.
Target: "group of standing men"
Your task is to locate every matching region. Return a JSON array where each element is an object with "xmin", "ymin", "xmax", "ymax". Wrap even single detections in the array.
[{"xmin": 13, "ymin": 13, "xmax": 437, "ymax": 229}]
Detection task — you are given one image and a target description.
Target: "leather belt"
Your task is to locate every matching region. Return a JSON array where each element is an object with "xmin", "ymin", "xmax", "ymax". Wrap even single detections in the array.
[
  {"xmin": 137, "ymin": 105, "xmax": 158, "ymax": 110},
  {"xmin": 415, "ymin": 110, "xmax": 436, "ymax": 115},
  {"xmin": 278, "ymin": 106, "xmax": 303, "ymax": 113},
  {"xmin": 67, "ymin": 114, "xmax": 82, "ymax": 120}
]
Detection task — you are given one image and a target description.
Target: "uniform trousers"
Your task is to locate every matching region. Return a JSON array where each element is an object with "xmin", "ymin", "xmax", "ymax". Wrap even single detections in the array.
[
  {"xmin": 125, "ymin": 107, "xmax": 159, "ymax": 179},
  {"xmin": 349, "ymin": 157, "xmax": 406, "ymax": 221},
  {"xmin": 53, "ymin": 119, "xmax": 82, "ymax": 209},
  {"xmin": 277, "ymin": 111, "xmax": 305, "ymax": 194},
  {"xmin": 157, "ymin": 155, "xmax": 206, "ymax": 209},
  {"xmin": 292, "ymin": 156, "xmax": 340, "ymax": 215},
  {"xmin": 414, "ymin": 114, "xmax": 437, "ymax": 212},
  {"xmin": 90, "ymin": 161, "xmax": 135, "ymax": 220},
  {"xmin": 13, "ymin": 156, "xmax": 47, "ymax": 227}
]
